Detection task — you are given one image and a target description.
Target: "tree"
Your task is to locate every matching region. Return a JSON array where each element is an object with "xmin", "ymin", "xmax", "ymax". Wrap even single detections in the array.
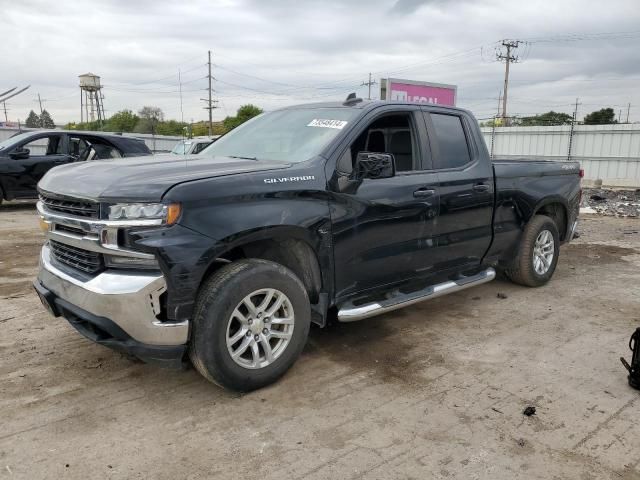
[
  {"xmin": 105, "ymin": 110, "xmax": 139, "ymax": 132},
  {"xmin": 518, "ymin": 111, "xmax": 573, "ymax": 126},
  {"xmin": 191, "ymin": 120, "xmax": 227, "ymax": 137},
  {"xmin": 223, "ymin": 104, "xmax": 263, "ymax": 131},
  {"xmin": 40, "ymin": 110, "xmax": 55, "ymax": 128},
  {"xmin": 135, "ymin": 106, "xmax": 164, "ymax": 134},
  {"xmin": 584, "ymin": 108, "xmax": 616, "ymax": 125},
  {"xmin": 25, "ymin": 110, "xmax": 40, "ymax": 128},
  {"xmin": 156, "ymin": 119, "xmax": 188, "ymax": 136}
]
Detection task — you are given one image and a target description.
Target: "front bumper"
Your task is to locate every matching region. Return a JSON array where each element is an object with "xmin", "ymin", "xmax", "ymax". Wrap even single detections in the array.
[{"xmin": 36, "ymin": 244, "xmax": 189, "ymax": 367}]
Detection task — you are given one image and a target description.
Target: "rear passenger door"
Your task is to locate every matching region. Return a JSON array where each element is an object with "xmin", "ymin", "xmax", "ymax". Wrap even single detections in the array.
[{"xmin": 422, "ymin": 108, "xmax": 494, "ymax": 271}]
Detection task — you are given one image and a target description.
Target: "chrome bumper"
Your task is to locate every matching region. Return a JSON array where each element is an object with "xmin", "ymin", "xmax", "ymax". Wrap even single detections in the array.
[{"xmin": 38, "ymin": 244, "xmax": 189, "ymax": 346}]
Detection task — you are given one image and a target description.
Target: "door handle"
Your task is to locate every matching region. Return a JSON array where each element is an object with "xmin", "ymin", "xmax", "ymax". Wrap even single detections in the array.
[
  {"xmin": 413, "ymin": 188, "xmax": 435, "ymax": 198},
  {"xmin": 473, "ymin": 183, "xmax": 490, "ymax": 193}
]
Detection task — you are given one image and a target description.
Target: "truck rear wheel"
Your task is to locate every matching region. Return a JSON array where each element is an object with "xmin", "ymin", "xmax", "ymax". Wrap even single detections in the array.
[
  {"xmin": 189, "ymin": 259, "xmax": 311, "ymax": 391},
  {"xmin": 506, "ymin": 215, "xmax": 560, "ymax": 287}
]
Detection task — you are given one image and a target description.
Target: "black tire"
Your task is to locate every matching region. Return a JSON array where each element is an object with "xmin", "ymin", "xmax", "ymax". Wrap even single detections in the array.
[
  {"xmin": 505, "ymin": 215, "xmax": 560, "ymax": 287},
  {"xmin": 189, "ymin": 259, "xmax": 311, "ymax": 391}
]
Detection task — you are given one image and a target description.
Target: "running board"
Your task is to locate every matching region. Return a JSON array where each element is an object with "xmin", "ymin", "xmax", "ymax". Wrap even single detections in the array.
[{"xmin": 337, "ymin": 268, "xmax": 496, "ymax": 322}]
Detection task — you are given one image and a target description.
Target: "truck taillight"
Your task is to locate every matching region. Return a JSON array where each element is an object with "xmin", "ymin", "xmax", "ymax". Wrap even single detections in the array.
[{"xmin": 579, "ymin": 169, "xmax": 584, "ymax": 178}]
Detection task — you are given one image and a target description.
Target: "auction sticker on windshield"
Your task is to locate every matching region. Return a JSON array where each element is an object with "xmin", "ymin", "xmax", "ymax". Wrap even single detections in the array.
[{"xmin": 307, "ymin": 119, "xmax": 348, "ymax": 129}]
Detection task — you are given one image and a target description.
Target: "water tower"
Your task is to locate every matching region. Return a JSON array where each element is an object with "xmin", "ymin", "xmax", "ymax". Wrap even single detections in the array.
[{"xmin": 79, "ymin": 73, "xmax": 106, "ymax": 123}]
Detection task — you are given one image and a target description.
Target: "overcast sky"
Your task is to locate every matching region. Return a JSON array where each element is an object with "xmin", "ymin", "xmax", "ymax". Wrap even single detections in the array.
[{"xmin": 2, "ymin": 0, "xmax": 640, "ymax": 124}]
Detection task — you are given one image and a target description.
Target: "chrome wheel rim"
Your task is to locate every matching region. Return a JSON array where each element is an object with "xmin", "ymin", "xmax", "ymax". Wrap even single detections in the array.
[
  {"xmin": 226, "ymin": 288, "xmax": 295, "ymax": 369},
  {"xmin": 532, "ymin": 229, "xmax": 555, "ymax": 275}
]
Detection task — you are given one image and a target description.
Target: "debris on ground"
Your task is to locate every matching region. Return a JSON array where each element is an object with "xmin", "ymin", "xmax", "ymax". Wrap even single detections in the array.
[
  {"xmin": 523, "ymin": 406, "xmax": 537, "ymax": 417},
  {"xmin": 582, "ymin": 188, "xmax": 640, "ymax": 217},
  {"xmin": 496, "ymin": 293, "xmax": 508, "ymax": 299},
  {"xmin": 517, "ymin": 438, "xmax": 526, "ymax": 447}
]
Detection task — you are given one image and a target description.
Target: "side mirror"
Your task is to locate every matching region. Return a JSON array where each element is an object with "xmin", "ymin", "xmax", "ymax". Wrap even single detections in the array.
[
  {"xmin": 354, "ymin": 152, "xmax": 395, "ymax": 180},
  {"xmin": 9, "ymin": 148, "xmax": 30, "ymax": 160}
]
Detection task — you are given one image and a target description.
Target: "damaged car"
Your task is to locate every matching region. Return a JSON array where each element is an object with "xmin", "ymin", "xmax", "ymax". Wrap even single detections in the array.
[{"xmin": 0, "ymin": 130, "xmax": 151, "ymax": 204}]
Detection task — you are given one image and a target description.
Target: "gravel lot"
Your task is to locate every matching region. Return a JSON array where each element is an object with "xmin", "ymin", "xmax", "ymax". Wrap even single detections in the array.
[{"xmin": 1, "ymin": 202, "xmax": 639, "ymax": 480}]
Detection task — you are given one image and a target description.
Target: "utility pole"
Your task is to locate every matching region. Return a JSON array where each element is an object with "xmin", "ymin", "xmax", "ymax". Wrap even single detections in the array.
[
  {"xmin": 178, "ymin": 68, "xmax": 184, "ymax": 126},
  {"xmin": 2, "ymin": 102, "xmax": 7, "ymax": 123},
  {"xmin": 496, "ymin": 40, "xmax": 520, "ymax": 124},
  {"xmin": 201, "ymin": 50, "xmax": 217, "ymax": 137},
  {"xmin": 490, "ymin": 90, "xmax": 502, "ymax": 159},
  {"xmin": 626, "ymin": 103, "xmax": 631, "ymax": 124},
  {"xmin": 37, "ymin": 93, "xmax": 44, "ymax": 128},
  {"xmin": 361, "ymin": 73, "xmax": 377, "ymax": 100},
  {"xmin": 567, "ymin": 98, "xmax": 581, "ymax": 161}
]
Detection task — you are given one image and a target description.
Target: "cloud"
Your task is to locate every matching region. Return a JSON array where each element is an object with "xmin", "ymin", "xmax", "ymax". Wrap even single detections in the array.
[{"xmin": 1, "ymin": 0, "xmax": 639, "ymax": 123}]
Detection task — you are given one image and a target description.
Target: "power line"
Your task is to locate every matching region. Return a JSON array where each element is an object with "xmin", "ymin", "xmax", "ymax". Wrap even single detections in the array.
[{"xmin": 523, "ymin": 30, "xmax": 640, "ymax": 44}]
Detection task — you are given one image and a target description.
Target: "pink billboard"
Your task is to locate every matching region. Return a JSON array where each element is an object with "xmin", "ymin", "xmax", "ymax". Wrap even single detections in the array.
[{"xmin": 381, "ymin": 78, "xmax": 457, "ymax": 106}]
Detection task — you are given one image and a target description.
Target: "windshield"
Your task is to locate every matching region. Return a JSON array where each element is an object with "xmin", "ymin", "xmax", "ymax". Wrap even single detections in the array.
[
  {"xmin": 0, "ymin": 132, "xmax": 32, "ymax": 151},
  {"xmin": 171, "ymin": 141, "xmax": 191, "ymax": 155},
  {"xmin": 201, "ymin": 107, "xmax": 358, "ymax": 162}
]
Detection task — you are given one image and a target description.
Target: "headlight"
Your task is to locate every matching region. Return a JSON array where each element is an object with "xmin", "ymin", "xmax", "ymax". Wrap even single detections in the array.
[
  {"xmin": 108, "ymin": 203, "xmax": 181, "ymax": 225},
  {"xmin": 104, "ymin": 254, "xmax": 160, "ymax": 270}
]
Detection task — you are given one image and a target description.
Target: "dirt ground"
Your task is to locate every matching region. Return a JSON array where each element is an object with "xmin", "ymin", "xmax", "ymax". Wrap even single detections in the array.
[{"xmin": 1, "ymin": 201, "xmax": 639, "ymax": 480}]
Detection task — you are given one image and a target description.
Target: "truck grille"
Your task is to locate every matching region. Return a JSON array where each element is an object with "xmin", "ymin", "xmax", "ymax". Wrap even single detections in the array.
[
  {"xmin": 50, "ymin": 240, "xmax": 104, "ymax": 274},
  {"xmin": 40, "ymin": 194, "xmax": 99, "ymax": 218}
]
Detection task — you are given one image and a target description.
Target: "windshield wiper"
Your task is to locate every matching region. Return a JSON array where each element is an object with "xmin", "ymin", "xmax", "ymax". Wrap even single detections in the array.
[{"xmin": 228, "ymin": 155, "xmax": 258, "ymax": 161}]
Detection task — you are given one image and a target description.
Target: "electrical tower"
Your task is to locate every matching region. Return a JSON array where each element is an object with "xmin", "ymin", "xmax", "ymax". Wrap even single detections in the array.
[
  {"xmin": 361, "ymin": 73, "xmax": 377, "ymax": 100},
  {"xmin": 496, "ymin": 40, "xmax": 521, "ymax": 123},
  {"xmin": 79, "ymin": 73, "xmax": 106, "ymax": 124},
  {"xmin": 201, "ymin": 50, "xmax": 218, "ymax": 136}
]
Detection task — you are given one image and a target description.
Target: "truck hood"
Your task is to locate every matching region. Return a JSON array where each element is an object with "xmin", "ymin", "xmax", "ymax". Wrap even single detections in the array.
[{"xmin": 38, "ymin": 154, "xmax": 291, "ymax": 202}]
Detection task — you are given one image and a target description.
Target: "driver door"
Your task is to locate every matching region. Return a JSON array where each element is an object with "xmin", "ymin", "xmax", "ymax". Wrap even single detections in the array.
[{"xmin": 328, "ymin": 105, "xmax": 441, "ymax": 300}]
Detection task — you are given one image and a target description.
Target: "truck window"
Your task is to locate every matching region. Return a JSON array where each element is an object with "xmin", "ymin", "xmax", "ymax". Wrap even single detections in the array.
[
  {"xmin": 430, "ymin": 113, "xmax": 471, "ymax": 169},
  {"xmin": 201, "ymin": 107, "xmax": 359, "ymax": 163},
  {"xmin": 348, "ymin": 113, "xmax": 419, "ymax": 172}
]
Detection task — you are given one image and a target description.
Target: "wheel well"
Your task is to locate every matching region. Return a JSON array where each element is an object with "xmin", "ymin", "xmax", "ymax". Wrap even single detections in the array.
[
  {"xmin": 200, "ymin": 238, "xmax": 322, "ymax": 303},
  {"xmin": 535, "ymin": 203, "xmax": 567, "ymax": 240}
]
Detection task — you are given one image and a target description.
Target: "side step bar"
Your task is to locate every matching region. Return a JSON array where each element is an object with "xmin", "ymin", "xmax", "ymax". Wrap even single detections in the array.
[{"xmin": 337, "ymin": 267, "xmax": 496, "ymax": 322}]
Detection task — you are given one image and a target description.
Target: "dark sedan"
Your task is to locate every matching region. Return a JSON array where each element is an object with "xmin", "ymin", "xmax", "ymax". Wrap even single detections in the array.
[{"xmin": 0, "ymin": 130, "xmax": 151, "ymax": 203}]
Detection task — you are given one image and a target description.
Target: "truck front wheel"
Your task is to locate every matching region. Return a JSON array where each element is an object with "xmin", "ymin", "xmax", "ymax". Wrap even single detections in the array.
[
  {"xmin": 189, "ymin": 259, "xmax": 311, "ymax": 391},
  {"xmin": 506, "ymin": 215, "xmax": 560, "ymax": 287}
]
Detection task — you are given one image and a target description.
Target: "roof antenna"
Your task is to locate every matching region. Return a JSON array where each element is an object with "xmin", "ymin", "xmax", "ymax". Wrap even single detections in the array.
[{"xmin": 343, "ymin": 92, "xmax": 363, "ymax": 106}]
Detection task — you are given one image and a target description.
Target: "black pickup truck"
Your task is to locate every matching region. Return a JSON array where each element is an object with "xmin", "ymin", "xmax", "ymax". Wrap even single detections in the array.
[
  {"xmin": 0, "ymin": 130, "xmax": 151, "ymax": 203},
  {"xmin": 34, "ymin": 97, "xmax": 581, "ymax": 391}
]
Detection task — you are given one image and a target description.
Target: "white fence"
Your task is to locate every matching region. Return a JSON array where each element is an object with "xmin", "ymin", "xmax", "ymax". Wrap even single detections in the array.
[
  {"xmin": 480, "ymin": 124, "xmax": 640, "ymax": 188},
  {"xmin": 3, "ymin": 125, "xmax": 640, "ymax": 187},
  {"xmin": 0, "ymin": 127, "xmax": 182, "ymax": 153}
]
